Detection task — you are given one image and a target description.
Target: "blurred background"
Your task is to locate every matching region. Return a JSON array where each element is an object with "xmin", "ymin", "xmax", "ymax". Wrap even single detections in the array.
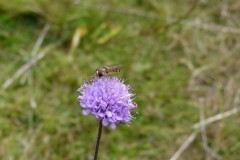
[{"xmin": 0, "ymin": 0, "xmax": 240, "ymax": 159}]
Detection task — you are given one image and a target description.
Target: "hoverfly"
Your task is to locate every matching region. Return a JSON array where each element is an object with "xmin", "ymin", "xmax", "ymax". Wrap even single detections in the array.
[{"xmin": 95, "ymin": 64, "xmax": 124, "ymax": 78}]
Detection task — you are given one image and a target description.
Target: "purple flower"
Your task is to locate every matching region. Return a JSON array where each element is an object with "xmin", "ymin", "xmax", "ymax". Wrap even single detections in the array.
[{"xmin": 78, "ymin": 76, "xmax": 137, "ymax": 129}]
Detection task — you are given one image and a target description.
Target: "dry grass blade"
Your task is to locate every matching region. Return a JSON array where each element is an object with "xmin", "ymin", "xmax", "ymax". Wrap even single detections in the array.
[
  {"xmin": 79, "ymin": 3, "xmax": 160, "ymax": 19},
  {"xmin": 199, "ymin": 98, "xmax": 209, "ymax": 158},
  {"xmin": 188, "ymin": 19, "xmax": 240, "ymax": 34},
  {"xmin": 160, "ymin": 0, "xmax": 199, "ymax": 31},
  {"xmin": 199, "ymin": 98, "xmax": 222, "ymax": 160},
  {"xmin": 193, "ymin": 89, "xmax": 240, "ymax": 129},
  {"xmin": 1, "ymin": 45, "xmax": 55, "ymax": 90},
  {"xmin": 19, "ymin": 126, "xmax": 42, "ymax": 160},
  {"xmin": 97, "ymin": 25, "xmax": 122, "ymax": 44},
  {"xmin": 193, "ymin": 107, "xmax": 240, "ymax": 129},
  {"xmin": 1, "ymin": 24, "xmax": 51, "ymax": 90},
  {"xmin": 170, "ymin": 131, "xmax": 198, "ymax": 160},
  {"xmin": 31, "ymin": 24, "xmax": 51, "ymax": 56}
]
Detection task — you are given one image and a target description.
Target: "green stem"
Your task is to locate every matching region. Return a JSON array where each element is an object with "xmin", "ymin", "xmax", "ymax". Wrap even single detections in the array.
[{"xmin": 94, "ymin": 120, "xmax": 103, "ymax": 160}]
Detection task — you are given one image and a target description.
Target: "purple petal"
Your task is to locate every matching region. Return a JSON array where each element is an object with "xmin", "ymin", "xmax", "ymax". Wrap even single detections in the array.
[
  {"xmin": 116, "ymin": 116, "xmax": 122, "ymax": 121},
  {"xmin": 102, "ymin": 119, "xmax": 109, "ymax": 126},
  {"xmin": 110, "ymin": 123, "xmax": 116, "ymax": 130},
  {"xmin": 106, "ymin": 111, "xmax": 112, "ymax": 117},
  {"xmin": 82, "ymin": 109, "xmax": 90, "ymax": 115}
]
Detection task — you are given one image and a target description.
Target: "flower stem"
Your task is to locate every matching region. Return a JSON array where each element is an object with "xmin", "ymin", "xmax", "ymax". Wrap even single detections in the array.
[{"xmin": 94, "ymin": 120, "xmax": 103, "ymax": 160}]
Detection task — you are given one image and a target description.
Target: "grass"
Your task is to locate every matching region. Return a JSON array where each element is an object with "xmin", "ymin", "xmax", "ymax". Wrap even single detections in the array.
[{"xmin": 0, "ymin": 0, "xmax": 240, "ymax": 159}]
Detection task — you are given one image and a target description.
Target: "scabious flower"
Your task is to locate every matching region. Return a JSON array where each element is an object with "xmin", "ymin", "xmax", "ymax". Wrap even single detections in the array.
[{"xmin": 78, "ymin": 76, "xmax": 137, "ymax": 129}]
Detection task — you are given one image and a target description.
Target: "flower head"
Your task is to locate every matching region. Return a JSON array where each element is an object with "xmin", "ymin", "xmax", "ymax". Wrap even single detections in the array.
[{"xmin": 78, "ymin": 76, "xmax": 137, "ymax": 129}]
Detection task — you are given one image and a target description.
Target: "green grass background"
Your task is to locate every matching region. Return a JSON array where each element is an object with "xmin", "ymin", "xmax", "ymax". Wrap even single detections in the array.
[{"xmin": 0, "ymin": 0, "xmax": 240, "ymax": 159}]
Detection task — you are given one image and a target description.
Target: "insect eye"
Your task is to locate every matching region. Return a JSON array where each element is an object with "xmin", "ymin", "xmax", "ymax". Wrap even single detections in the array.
[{"xmin": 97, "ymin": 69, "xmax": 103, "ymax": 77}]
